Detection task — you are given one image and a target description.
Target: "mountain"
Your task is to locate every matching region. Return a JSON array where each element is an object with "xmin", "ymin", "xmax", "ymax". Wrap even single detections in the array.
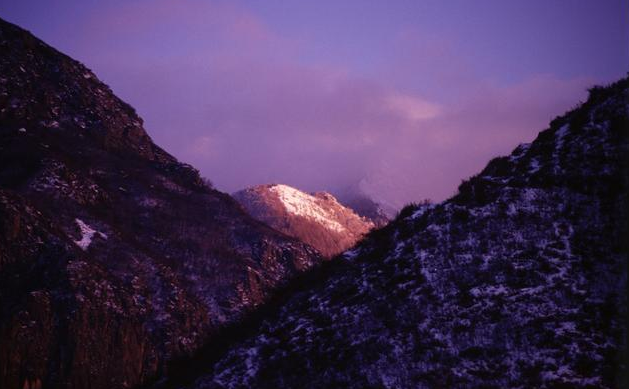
[
  {"xmin": 233, "ymin": 184, "xmax": 375, "ymax": 258},
  {"xmin": 181, "ymin": 78, "xmax": 629, "ymax": 388},
  {"xmin": 334, "ymin": 191, "xmax": 391, "ymax": 228},
  {"xmin": 331, "ymin": 183, "xmax": 394, "ymax": 227},
  {"xmin": 0, "ymin": 18, "xmax": 322, "ymax": 389}
]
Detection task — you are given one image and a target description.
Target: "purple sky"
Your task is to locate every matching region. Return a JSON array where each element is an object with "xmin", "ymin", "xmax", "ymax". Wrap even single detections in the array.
[{"xmin": 2, "ymin": 1, "xmax": 628, "ymax": 209}]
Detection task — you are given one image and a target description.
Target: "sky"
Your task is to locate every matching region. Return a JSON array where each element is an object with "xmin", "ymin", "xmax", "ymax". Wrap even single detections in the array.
[{"xmin": 1, "ymin": 0, "xmax": 628, "ymax": 209}]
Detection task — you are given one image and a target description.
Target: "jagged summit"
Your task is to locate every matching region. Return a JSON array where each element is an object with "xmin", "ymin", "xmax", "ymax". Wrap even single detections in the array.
[
  {"xmin": 234, "ymin": 183, "xmax": 374, "ymax": 257},
  {"xmin": 0, "ymin": 17, "xmax": 321, "ymax": 389},
  {"xmin": 183, "ymin": 78, "xmax": 628, "ymax": 388}
]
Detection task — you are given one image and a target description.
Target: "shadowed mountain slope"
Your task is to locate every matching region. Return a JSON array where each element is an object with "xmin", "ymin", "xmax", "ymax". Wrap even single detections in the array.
[{"xmin": 0, "ymin": 18, "xmax": 321, "ymax": 389}]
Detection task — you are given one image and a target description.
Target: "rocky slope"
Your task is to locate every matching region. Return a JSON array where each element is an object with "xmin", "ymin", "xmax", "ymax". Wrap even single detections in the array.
[
  {"xmin": 0, "ymin": 18, "xmax": 321, "ymax": 389},
  {"xmin": 184, "ymin": 78, "xmax": 629, "ymax": 388},
  {"xmin": 234, "ymin": 184, "xmax": 374, "ymax": 258}
]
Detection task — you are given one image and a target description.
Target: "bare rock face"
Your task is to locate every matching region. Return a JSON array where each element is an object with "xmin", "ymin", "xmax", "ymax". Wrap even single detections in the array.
[
  {"xmin": 0, "ymin": 18, "xmax": 321, "ymax": 389},
  {"xmin": 183, "ymin": 78, "xmax": 628, "ymax": 388},
  {"xmin": 234, "ymin": 184, "xmax": 375, "ymax": 258}
]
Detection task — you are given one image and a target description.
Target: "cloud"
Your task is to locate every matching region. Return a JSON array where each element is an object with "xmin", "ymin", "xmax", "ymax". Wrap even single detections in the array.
[
  {"xmin": 358, "ymin": 74, "xmax": 592, "ymax": 208},
  {"xmin": 64, "ymin": 0, "xmax": 594, "ymax": 209},
  {"xmin": 386, "ymin": 94, "xmax": 442, "ymax": 122}
]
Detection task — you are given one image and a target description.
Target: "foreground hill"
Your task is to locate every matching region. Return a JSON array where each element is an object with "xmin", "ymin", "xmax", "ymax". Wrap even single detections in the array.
[
  {"xmin": 234, "ymin": 184, "xmax": 374, "ymax": 258},
  {"xmin": 0, "ymin": 18, "xmax": 321, "ymax": 389},
  {"xmin": 184, "ymin": 78, "xmax": 628, "ymax": 388}
]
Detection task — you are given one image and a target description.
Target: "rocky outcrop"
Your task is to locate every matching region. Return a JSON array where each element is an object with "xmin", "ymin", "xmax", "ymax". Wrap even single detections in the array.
[
  {"xmin": 183, "ymin": 78, "xmax": 628, "ymax": 388},
  {"xmin": 0, "ymin": 18, "xmax": 321, "ymax": 389},
  {"xmin": 234, "ymin": 184, "xmax": 374, "ymax": 258}
]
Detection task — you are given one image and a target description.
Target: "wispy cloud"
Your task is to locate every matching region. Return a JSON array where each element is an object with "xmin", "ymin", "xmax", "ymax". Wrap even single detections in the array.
[{"xmin": 386, "ymin": 94, "xmax": 442, "ymax": 122}]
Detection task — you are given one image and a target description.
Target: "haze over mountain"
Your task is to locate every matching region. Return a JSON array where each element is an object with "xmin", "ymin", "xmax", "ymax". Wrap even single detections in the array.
[
  {"xmin": 1, "ymin": 1, "xmax": 627, "ymax": 208},
  {"xmin": 234, "ymin": 184, "xmax": 375, "ymax": 258},
  {"xmin": 175, "ymin": 78, "xmax": 628, "ymax": 388},
  {"xmin": 0, "ymin": 18, "xmax": 321, "ymax": 389}
]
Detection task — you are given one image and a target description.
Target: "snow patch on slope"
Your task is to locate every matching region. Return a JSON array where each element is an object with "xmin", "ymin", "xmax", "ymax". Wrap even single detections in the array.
[
  {"xmin": 73, "ymin": 218, "xmax": 107, "ymax": 250},
  {"xmin": 269, "ymin": 184, "xmax": 346, "ymax": 233}
]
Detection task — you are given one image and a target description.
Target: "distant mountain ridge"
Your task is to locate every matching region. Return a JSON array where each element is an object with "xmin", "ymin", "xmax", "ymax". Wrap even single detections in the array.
[
  {"xmin": 234, "ymin": 184, "xmax": 375, "ymax": 257},
  {"xmin": 334, "ymin": 191, "xmax": 391, "ymax": 227},
  {"xmin": 0, "ymin": 17, "xmax": 321, "ymax": 389},
  {"xmin": 182, "ymin": 77, "xmax": 629, "ymax": 388}
]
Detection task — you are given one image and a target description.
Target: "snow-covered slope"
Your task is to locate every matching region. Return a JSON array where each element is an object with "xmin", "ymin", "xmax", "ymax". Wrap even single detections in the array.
[
  {"xmin": 269, "ymin": 184, "xmax": 348, "ymax": 233},
  {"xmin": 180, "ymin": 78, "xmax": 628, "ymax": 389},
  {"xmin": 234, "ymin": 184, "xmax": 374, "ymax": 257}
]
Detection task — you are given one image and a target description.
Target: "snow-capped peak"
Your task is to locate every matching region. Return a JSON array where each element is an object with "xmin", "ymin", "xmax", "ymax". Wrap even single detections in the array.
[
  {"xmin": 234, "ymin": 184, "xmax": 375, "ymax": 257},
  {"xmin": 269, "ymin": 184, "xmax": 346, "ymax": 233}
]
